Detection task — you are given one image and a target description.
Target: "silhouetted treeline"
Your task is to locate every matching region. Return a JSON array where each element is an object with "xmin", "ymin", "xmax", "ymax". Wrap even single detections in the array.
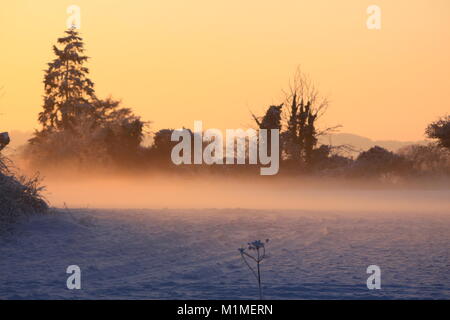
[{"xmin": 24, "ymin": 29, "xmax": 450, "ymax": 182}]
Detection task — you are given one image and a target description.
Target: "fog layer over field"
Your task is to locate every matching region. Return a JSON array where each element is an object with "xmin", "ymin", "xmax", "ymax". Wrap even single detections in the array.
[{"xmin": 40, "ymin": 174, "xmax": 450, "ymax": 215}]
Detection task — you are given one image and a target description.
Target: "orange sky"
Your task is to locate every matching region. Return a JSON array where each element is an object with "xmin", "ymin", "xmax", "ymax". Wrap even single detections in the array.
[{"xmin": 1, "ymin": 0, "xmax": 449, "ymax": 141}]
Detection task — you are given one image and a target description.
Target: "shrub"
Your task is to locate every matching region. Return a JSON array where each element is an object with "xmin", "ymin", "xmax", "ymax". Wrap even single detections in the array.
[
  {"xmin": 426, "ymin": 115, "xmax": 450, "ymax": 149},
  {"xmin": 353, "ymin": 146, "xmax": 408, "ymax": 177},
  {"xmin": 0, "ymin": 154, "xmax": 48, "ymax": 227}
]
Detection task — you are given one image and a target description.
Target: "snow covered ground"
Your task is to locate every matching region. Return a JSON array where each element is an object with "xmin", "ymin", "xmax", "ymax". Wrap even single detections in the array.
[{"xmin": 1, "ymin": 202, "xmax": 449, "ymax": 300}]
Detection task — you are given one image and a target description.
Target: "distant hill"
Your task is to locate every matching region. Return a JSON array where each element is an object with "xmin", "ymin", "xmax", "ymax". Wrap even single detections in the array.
[{"xmin": 319, "ymin": 133, "xmax": 428, "ymax": 156}]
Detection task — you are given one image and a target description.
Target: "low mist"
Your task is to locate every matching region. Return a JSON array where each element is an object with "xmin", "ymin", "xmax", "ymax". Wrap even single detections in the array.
[{"xmin": 33, "ymin": 171, "xmax": 450, "ymax": 216}]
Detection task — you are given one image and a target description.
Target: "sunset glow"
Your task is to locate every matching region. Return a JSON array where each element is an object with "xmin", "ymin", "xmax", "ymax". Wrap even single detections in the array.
[{"xmin": 1, "ymin": 0, "xmax": 449, "ymax": 140}]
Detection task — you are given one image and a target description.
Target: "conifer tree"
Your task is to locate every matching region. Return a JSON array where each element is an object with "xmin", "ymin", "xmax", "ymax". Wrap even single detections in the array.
[
  {"xmin": 38, "ymin": 28, "xmax": 96, "ymax": 131},
  {"xmin": 29, "ymin": 29, "xmax": 145, "ymax": 167}
]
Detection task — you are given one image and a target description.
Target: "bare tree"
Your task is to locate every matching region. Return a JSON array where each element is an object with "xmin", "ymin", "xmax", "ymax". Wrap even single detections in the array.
[{"xmin": 282, "ymin": 68, "xmax": 340, "ymax": 166}]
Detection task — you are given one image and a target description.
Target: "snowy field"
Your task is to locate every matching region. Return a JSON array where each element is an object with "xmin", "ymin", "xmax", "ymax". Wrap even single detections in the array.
[{"xmin": 1, "ymin": 202, "xmax": 449, "ymax": 299}]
